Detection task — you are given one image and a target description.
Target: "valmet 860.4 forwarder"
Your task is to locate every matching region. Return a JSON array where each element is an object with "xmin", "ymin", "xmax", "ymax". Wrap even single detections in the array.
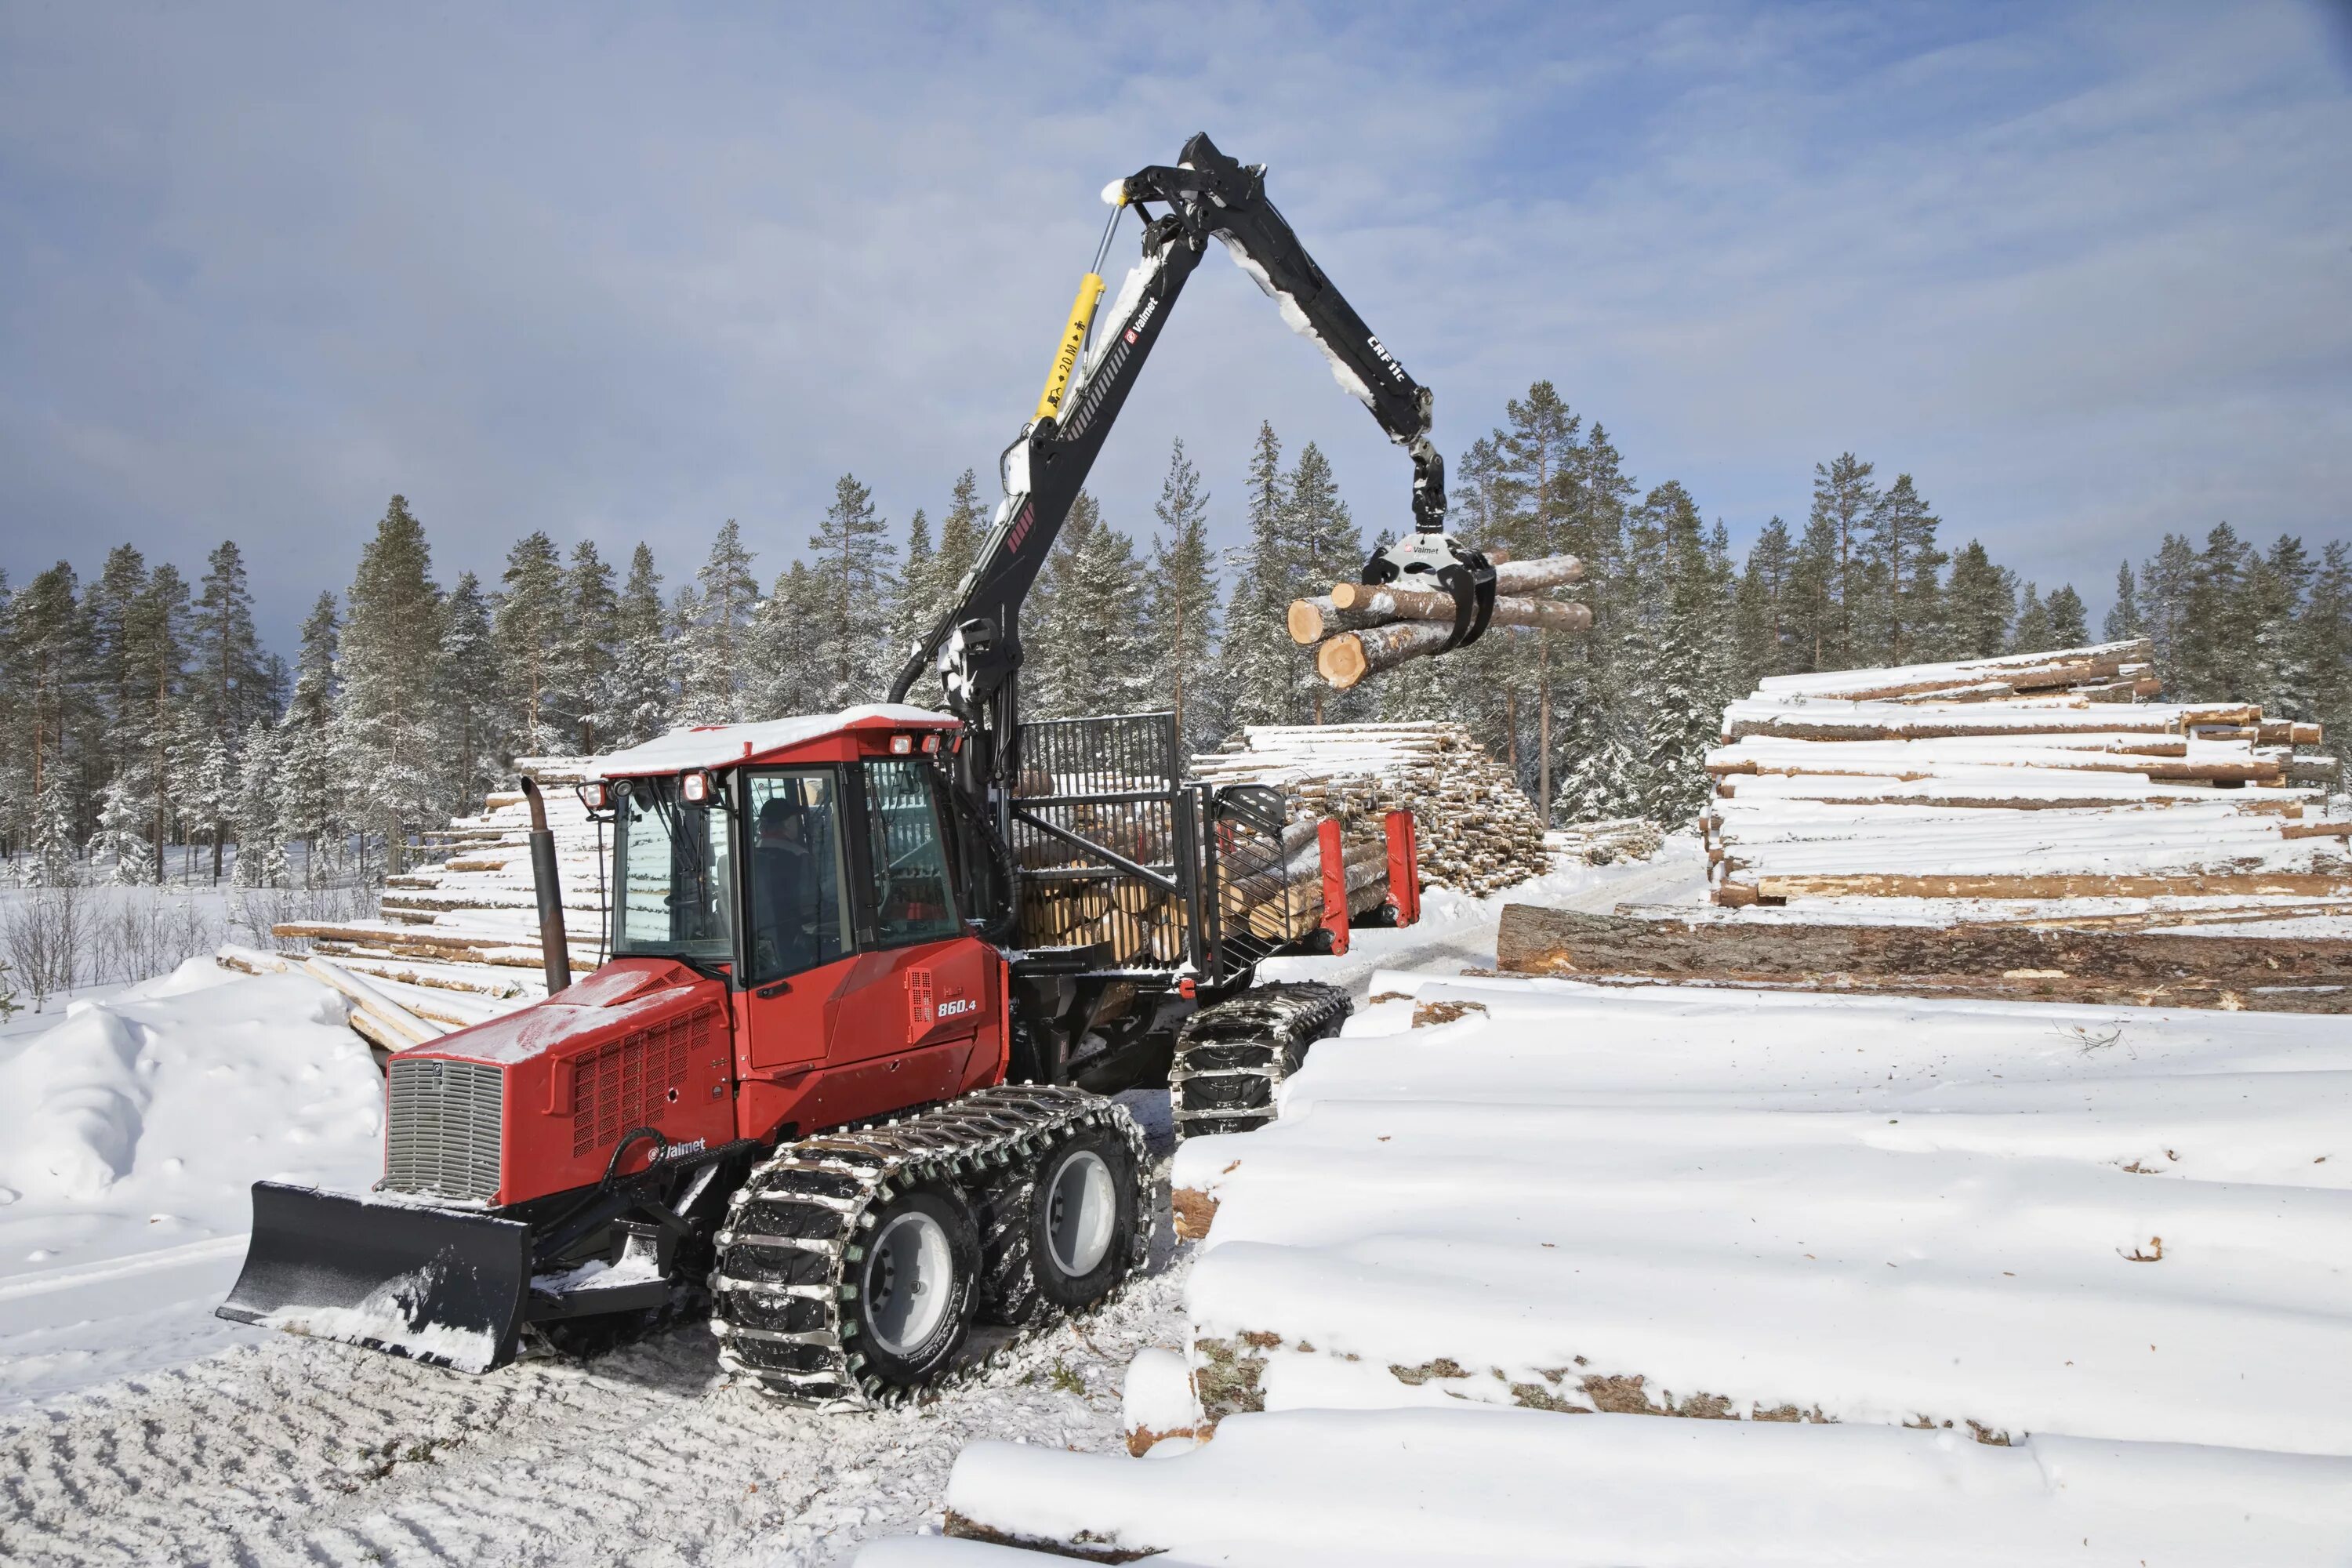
[{"xmin": 219, "ymin": 133, "xmax": 1497, "ymax": 1407}]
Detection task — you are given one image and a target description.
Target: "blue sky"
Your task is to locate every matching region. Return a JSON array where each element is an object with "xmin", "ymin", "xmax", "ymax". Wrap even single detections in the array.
[{"xmin": 3, "ymin": 2, "xmax": 2347, "ymax": 652}]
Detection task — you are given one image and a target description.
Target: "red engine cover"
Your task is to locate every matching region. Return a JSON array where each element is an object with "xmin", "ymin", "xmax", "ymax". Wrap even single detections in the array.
[{"xmin": 390, "ymin": 959, "xmax": 735, "ymax": 1206}]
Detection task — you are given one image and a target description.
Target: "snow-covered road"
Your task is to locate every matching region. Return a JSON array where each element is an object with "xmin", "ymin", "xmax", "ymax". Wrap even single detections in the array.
[{"xmin": 2, "ymin": 1182, "xmax": 1192, "ymax": 1567}]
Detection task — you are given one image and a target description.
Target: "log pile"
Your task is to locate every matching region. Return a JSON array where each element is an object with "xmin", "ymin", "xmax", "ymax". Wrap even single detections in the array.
[
  {"xmin": 1704, "ymin": 640, "xmax": 2352, "ymax": 919},
  {"xmin": 1495, "ymin": 906, "xmax": 2352, "ymax": 1014},
  {"xmin": 1288, "ymin": 554, "xmax": 1588, "ymax": 690},
  {"xmin": 1547, "ymin": 818, "xmax": 1665, "ymax": 866},
  {"xmin": 270, "ymin": 756, "xmax": 607, "ymax": 1004},
  {"xmin": 1192, "ymin": 723, "xmax": 1552, "ymax": 896}
]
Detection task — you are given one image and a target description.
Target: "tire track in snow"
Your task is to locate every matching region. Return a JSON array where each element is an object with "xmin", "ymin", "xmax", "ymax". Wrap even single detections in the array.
[{"xmin": 2, "ymin": 1179, "xmax": 1189, "ymax": 1566}]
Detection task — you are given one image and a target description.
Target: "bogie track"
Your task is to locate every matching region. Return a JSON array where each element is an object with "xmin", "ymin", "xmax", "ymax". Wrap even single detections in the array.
[
  {"xmin": 710, "ymin": 1083, "xmax": 1149, "ymax": 1408},
  {"xmin": 1168, "ymin": 982, "xmax": 1351, "ymax": 1138}
]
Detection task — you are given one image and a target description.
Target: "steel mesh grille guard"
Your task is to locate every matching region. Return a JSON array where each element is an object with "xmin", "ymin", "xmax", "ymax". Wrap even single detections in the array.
[
  {"xmin": 1011, "ymin": 713, "xmax": 1187, "ymax": 967},
  {"xmin": 385, "ymin": 1058, "xmax": 505, "ymax": 1201}
]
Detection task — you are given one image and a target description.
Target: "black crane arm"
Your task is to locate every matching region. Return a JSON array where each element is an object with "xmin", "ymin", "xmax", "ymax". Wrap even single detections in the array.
[{"xmin": 887, "ymin": 133, "xmax": 1473, "ymax": 917}]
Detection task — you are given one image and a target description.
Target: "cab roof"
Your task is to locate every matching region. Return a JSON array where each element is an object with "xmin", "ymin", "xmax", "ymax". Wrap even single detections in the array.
[{"xmin": 597, "ymin": 703, "xmax": 958, "ymax": 778}]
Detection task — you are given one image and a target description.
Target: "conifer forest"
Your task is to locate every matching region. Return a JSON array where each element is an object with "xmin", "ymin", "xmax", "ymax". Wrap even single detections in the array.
[{"xmin": 5, "ymin": 379, "xmax": 2347, "ymax": 889}]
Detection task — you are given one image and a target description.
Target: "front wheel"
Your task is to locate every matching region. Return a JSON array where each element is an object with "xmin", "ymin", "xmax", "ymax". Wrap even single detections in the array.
[
  {"xmin": 851, "ymin": 1184, "xmax": 979, "ymax": 1390},
  {"xmin": 1027, "ymin": 1123, "xmax": 1142, "ymax": 1314}
]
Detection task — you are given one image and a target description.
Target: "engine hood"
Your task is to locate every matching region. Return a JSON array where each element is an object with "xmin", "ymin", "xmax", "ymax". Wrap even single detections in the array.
[{"xmin": 394, "ymin": 959, "xmax": 724, "ymax": 1069}]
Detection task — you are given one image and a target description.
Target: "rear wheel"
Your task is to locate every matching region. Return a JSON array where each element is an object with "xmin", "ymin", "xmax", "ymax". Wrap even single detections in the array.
[
  {"xmin": 1026, "ymin": 1124, "xmax": 1141, "ymax": 1314},
  {"xmin": 850, "ymin": 1185, "xmax": 978, "ymax": 1390}
]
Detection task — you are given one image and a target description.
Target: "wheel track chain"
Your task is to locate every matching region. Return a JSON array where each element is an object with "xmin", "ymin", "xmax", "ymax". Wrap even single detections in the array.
[
  {"xmin": 1168, "ymin": 982, "xmax": 1352, "ymax": 1138},
  {"xmin": 708, "ymin": 1082, "xmax": 1150, "ymax": 1410}
]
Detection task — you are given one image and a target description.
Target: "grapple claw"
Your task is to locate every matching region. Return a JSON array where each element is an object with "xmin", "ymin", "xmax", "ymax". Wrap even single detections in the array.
[{"xmin": 1360, "ymin": 530, "xmax": 1497, "ymax": 651}]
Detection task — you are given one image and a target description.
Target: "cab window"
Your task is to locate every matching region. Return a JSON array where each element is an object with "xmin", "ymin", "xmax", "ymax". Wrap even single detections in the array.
[
  {"xmin": 613, "ymin": 776, "xmax": 732, "ymax": 960},
  {"xmin": 862, "ymin": 759, "xmax": 960, "ymax": 946},
  {"xmin": 744, "ymin": 769, "xmax": 851, "ymax": 984}
]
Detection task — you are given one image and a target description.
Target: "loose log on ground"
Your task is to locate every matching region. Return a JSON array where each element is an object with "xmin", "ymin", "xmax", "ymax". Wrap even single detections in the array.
[{"xmin": 1495, "ymin": 905, "xmax": 2352, "ymax": 1014}]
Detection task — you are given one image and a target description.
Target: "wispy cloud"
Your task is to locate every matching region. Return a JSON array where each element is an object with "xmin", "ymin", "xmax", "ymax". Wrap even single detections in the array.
[{"xmin": 2, "ymin": 2, "xmax": 2345, "ymax": 644}]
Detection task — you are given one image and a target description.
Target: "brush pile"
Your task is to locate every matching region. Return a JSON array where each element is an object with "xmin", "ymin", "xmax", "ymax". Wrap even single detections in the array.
[
  {"xmin": 1287, "ymin": 554, "xmax": 1589, "ymax": 689},
  {"xmin": 1703, "ymin": 639, "xmax": 2352, "ymax": 918},
  {"xmin": 1192, "ymin": 723, "xmax": 1552, "ymax": 896}
]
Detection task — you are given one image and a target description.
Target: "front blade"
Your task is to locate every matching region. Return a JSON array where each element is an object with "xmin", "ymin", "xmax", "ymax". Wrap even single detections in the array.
[{"xmin": 216, "ymin": 1181, "xmax": 532, "ymax": 1374}]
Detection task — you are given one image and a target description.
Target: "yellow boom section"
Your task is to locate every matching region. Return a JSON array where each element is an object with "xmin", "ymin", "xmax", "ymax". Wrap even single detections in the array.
[{"xmin": 1034, "ymin": 272, "xmax": 1108, "ymax": 422}]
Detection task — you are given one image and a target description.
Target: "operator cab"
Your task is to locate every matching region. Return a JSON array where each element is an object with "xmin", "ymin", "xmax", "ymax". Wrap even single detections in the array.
[{"xmin": 579, "ymin": 702, "xmax": 1001, "ymax": 1144}]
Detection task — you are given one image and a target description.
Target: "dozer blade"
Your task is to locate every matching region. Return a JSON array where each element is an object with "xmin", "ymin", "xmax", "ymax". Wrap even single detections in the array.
[{"xmin": 216, "ymin": 1181, "xmax": 532, "ymax": 1374}]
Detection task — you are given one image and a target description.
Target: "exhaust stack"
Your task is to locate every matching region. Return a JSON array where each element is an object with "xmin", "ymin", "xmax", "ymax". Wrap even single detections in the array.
[{"xmin": 519, "ymin": 775, "xmax": 573, "ymax": 996}]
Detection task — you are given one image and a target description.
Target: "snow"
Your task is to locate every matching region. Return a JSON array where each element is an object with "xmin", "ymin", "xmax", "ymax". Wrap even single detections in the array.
[
  {"xmin": 0, "ymin": 960, "xmax": 384, "ymax": 1408},
  {"xmin": 912, "ymin": 1409, "xmax": 2352, "ymax": 1566},
  {"xmin": 1751, "ymin": 641, "xmax": 2153, "ymax": 701},
  {"xmin": 595, "ymin": 705, "xmax": 956, "ymax": 776}
]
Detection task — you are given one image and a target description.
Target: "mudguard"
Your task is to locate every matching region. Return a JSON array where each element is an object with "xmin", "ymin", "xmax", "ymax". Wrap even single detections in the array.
[{"xmin": 216, "ymin": 1181, "xmax": 532, "ymax": 1374}]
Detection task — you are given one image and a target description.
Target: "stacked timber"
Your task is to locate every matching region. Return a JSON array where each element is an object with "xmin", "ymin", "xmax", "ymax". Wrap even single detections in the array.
[
  {"xmin": 1704, "ymin": 640, "xmax": 2352, "ymax": 918},
  {"xmin": 270, "ymin": 756, "xmax": 607, "ymax": 1006},
  {"xmin": 1547, "ymin": 818, "xmax": 1665, "ymax": 866},
  {"xmin": 1288, "ymin": 554, "xmax": 1589, "ymax": 689},
  {"xmin": 1192, "ymin": 723, "xmax": 1551, "ymax": 897}
]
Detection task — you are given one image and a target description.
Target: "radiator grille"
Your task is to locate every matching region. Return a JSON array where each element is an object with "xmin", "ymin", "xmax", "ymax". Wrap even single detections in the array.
[
  {"xmin": 385, "ymin": 1058, "xmax": 504, "ymax": 1201},
  {"xmin": 571, "ymin": 1007, "xmax": 712, "ymax": 1157}
]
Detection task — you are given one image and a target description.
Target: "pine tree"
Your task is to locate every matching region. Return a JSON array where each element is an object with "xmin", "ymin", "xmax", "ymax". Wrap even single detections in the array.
[
  {"xmin": 2103, "ymin": 562, "xmax": 2142, "ymax": 641},
  {"xmin": 2179, "ymin": 524, "xmax": 2255, "ymax": 700},
  {"xmin": 1787, "ymin": 514, "xmax": 1839, "ymax": 672},
  {"xmin": 1809, "ymin": 453, "xmax": 1879, "ymax": 667},
  {"xmin": 1496, "ymin": 383, "xmax": 1582, "ymax": 810},
  {"xmin": 2045, "ymin": 584, "xmax": 2089, "ymax": 648},
  {"xmin": 2010, "ymin": 583, "xmax": 2055, "ymax": 654},
  {"xmin": 1146, "ymin": 438, "xmax": 1221, "ymax": 750},
  {"xmin": 87, "ymin": 544, "xmax": 150, "ymax": 790},
  {"xmin": 603, "ymin": 545, "xmax": 673, "ymax": 745},
  {"xmin": 559, "ymin": 541, "xmax": 618, "ymax": 752},
  {"xmin": 1733, "ymin": 517, "xmax": 1797, "ymax": 688},
  {"xmin": 194, "ymin": 541, "xmax": 268, "ymax": 742},
  {"xmin": 122, "ymin": 563, "xmax": 189, "ymax": 878},
  {"xmin": 336, "ymin": 495, "xmax": 445, "ymax": 875},
  {"xmin": 808, "ymin": 478, "xmax": 898, "ymax": 711},
  {"xmin": 1943, "ymin": 541, "xmax": 2014, "ymax": 659},
  {"xmin": 677, "ymin": 520, "xmax": 761, "ymax": 723},
  {"xmin": 1867, "ymin": 474, "xmax": 1944, "ymax": 665},
  {"xmin": 1218, "ymin": 423, "xmax": 1298, "ymax": 728},
  {"xmin": 7, "ymin": 564, "xmax": 87, "ymax": 858}
]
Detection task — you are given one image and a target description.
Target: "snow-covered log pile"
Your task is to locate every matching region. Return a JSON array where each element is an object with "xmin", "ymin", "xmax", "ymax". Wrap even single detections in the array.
[
  {"xmin": 1705, "ymin": 639, "xmax": 2352, "ymax": 915},
  {"xmin": 1544, "ymin": 817, "xmax": 1663, "ymax": 866},
  {"xmin": 1192, "ymin": 723, "xmax": 1554, "ymax": 896},
  {"xmin": 270, "ymin": 756, "xmax": 604, "ymax": 1011},
  {"xmin": 907, "ymin": 975, "xmax": 2352, "ymax": 1565}
]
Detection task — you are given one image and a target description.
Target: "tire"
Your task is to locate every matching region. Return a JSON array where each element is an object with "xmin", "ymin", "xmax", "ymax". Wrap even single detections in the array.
[
  {"xmin": 973, "ymin": 1161, "xmax": 1040, "ymax": 1328},
  {"xmin": 849, "ymin": 1183, "xmax": 979, "ymax": 1390},
  {"xmin": 1025, "ymin": 1123, "xmax": 1142, "ymax": 1315}
]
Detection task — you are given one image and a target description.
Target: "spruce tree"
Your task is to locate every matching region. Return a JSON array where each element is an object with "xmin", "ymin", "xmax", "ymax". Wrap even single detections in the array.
[
  {"xmin": 2010, "ymin": 583, "xmax": 2055, "ymax": 654},
  {"xmin": 1788, "ymin": 514, "xmax": 1839, "ymax": 672},
  {"xmin": 1048, "ymin": 502, "xmax": 1152, "ymax": 718},
  {"xmin": 678, "ymin": 520, "xmax": 761, "ymax": 723},
  {"xmin": 808, "ymin": 477, "xmax": 898, "ymax": 710},
  {"xmin": 1285, "ymin": 441, "xmax": 1361, "ymax": 723},
  {"xmin": 1147, "ymin": 438, "xmax": 1221, "ymax": 751},
  {"xmin": 1942, "ymin": 541, "xmax": 2014, "ymax": 659},
  {"xmin": 2243, "ymin": 535, "xmax": 2314, "ymax": 717},
  {"xmin": 494, "ymin": 531, "xmax": 567, "ymax": 755},
  {"xmin": 1734, "ymin": 517, "xmax": 1797, "ymax": 687},
  {"xmin": 2180, "ymin": 524, "xmax": 2255, "ymax": 700},
  {"xmin": 559, "ymin": 541, "xmax": 618, "ymax": 751},
  {"xmin": 604, "ymin": 544, "xmax": 673, "ymax": 744},
  {"xmin": 1218, "ymin": 423, "xmax": 1298, "ymax": 728},
  {"xmin": 1024, "ymin": 491, "xmax": 1100, "ymax": 718},
  {"xmin": 895, "ymin": 506, "xmax": 935, "ymax": 662},
  {"xmin": 436, "ymin": 574, "xmax": 501, "ymax": 810},
  {"xmin": 336, "ymin": 495, "xmax": 445, "ymax": 875},
  {"xmin": 276, "ymin": 592, "xmax": 341, "ymax": 884},
  {"xmin": 2045, "ymin": 585, "xmax": 2089, "ymax": 648},
  {"xmin": 935, "ymin": 468, "xmax": 987, "ymax": 612},
  {"xmin": 230, "ymin": 720, "xmax": 287, "ymax": 888},
  {"xmin": 89, "ymin": 773, "xmax": 154, "ymax": 884},
  {"xmin": 2298, "ymin": 543, "xmax": 2352, "ymax": 785},
  {"xmin": 2104, "ymin": 563, "xmax": 2142, "ymax": 641}
]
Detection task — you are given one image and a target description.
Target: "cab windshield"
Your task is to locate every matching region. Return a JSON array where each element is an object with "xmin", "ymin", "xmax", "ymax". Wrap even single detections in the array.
[{"xmin": 612, "ymin": 776, "xmax": 734, "ymax": 960}]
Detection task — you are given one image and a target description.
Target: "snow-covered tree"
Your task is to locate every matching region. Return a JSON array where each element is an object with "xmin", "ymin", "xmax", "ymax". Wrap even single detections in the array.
[
  {"xmin": 2010, "ymin": 583, "xmax": 2054, "ymax": 654},
  {"xmin": 495, "ymin": 531, "xmax": 567, "ymax": 756},
  {"xmin": 1866, "ymin": 474, "xmax": 1944, "ymax": 666},
  {"xmin": 1146, "ymin": 438, "xmax": 1221, "ymax": 751},
  {"xmin": 677, "ymin": 521, "xmax": 761, "ymax": 723},
  {"xmin": 230, "ymin": 720, "xmax": 288, "ymax": 888},
  {"xmin": 436, "ymin": 573, "xmax": 502, "ymax": 810},
  {"xmin": 560, "ymin": 540, "xmax": 618, "ymax": 753},
  {"xmin": 1218, "ymin": 423, "xmax": 1297, "ymax": 728},
  {"xmin": 600, "ymin": 544, "xmax": 673, "ymax": 746},
  {"xmin": 2045, "ymin": 583, "xmax": 2089, "ymax": 648},
  {"xmin": 335, "ymin": 495, "xmax": 445, "ymax": 875},
  {"xmin": 807, "ymin": 476, "xmax": 899, "ymax": 711},
  {"xmin": 1942, "ymin": 541, "xmax": 2014, "ymax": 660},
  {"xmin": 2104, "ymin": 563, "xmax": 2142, "ymax": 642},
  {"xmin": 88, "ymin": 773, "xmax": 154, "ymax": 884}
]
